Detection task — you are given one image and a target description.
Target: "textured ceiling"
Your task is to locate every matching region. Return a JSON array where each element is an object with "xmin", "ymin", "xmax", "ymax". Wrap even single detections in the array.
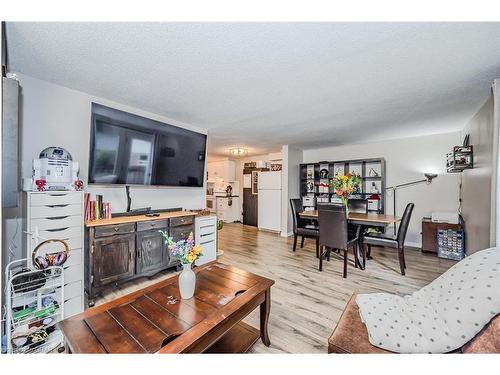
[{"xmin": 6, "ymin": 22, "xmax": 500, "ymax": 157}]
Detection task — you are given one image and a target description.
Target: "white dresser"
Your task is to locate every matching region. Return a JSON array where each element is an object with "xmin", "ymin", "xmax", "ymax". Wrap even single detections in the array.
[
  {"xmin": 194, "ymin": 215, "xmax": 217, "ymax": 266},
  {"xmin": 23, "ymin": 191, "xmax": 84, "ymax": 318}
]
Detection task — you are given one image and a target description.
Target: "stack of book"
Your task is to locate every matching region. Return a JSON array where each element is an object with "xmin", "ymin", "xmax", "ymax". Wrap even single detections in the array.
[{"xmin": 84, "ymin": 193, "xmax": 112, "ymax": 221}]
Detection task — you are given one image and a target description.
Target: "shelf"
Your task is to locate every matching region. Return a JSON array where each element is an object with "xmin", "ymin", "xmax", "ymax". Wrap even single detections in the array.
[{"xmin": 204, "ymin": 321, "xmax": 260, "ymax": 353}]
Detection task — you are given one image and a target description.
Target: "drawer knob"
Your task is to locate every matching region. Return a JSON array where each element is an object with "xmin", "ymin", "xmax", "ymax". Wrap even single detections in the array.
[{"xmin": 114, "ymin": 227, "xmax": 119, "ymax": 231}]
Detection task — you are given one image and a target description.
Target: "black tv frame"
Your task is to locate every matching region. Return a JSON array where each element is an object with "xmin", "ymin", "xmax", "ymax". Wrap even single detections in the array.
[{"xmin": 88, "ymin": 103, "xmax": 207, "ymax": 188}]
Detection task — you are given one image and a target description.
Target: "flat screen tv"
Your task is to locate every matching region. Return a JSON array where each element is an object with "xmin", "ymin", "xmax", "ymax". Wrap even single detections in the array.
[{"xmin": 88, "ymin": 103, "xmax": 207, "ymax": 187}]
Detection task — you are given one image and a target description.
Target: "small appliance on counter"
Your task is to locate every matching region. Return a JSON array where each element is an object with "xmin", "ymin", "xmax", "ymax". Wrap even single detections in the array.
[{"xmin": 25, "ymin": 147, "xmax": 82, "ymax": 191}]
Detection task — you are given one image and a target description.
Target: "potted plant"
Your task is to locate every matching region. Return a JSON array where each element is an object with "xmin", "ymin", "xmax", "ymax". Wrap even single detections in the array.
[
  {"xmin": 159, "ymin": 231, "xmax": 202, "ymax": 299},
  {"xmin": 329, "ymin": 173, "xmax": 362, "ymax": 214}
]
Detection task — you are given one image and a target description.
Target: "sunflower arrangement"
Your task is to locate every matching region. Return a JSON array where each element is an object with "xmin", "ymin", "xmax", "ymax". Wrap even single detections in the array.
[
  {"xmin": 329, "ymin": 172, "xmax": 362, "ymax": 208},
  {"xmin": 159, "ymin": 231, "xmax": 203, "ymax": 264}
]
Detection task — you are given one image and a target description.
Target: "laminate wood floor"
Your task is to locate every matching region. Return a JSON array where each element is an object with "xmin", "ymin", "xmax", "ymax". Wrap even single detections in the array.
[{"xmin": 94, "ymin": 223, "xmax": 457, "ymax": 354}]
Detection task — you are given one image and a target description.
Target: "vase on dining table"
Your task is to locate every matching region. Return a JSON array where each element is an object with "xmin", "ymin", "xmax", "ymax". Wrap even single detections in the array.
[{"xmin": 341, "ymin": 197, "xmax": 349, "ymax": 217}]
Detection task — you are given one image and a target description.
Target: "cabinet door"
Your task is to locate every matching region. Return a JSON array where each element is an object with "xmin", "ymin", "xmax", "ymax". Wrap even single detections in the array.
[
  {"xmin": 92, "ymin": 233, "xmax": 135, "ymax": 287},
  {"xmin": 136, "ymin": 230, "xmax": 169, "ymax": 275}
]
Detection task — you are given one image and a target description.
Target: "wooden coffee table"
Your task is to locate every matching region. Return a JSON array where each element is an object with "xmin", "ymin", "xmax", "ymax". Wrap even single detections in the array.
[{"xmin": 59, "ymin": 262, "xmax": 274, "ymax": 353}]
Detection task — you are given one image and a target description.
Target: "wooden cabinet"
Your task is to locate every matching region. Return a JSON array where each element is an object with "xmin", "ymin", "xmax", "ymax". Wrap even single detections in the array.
[
  {"xmin": 421, "ymin": 218, "xmax": 464, "ymax": 254},
  {"xmin": 85, "ymin": 213, "xmax": 196, "ymax": 307},
  {"xmin": 92, "ymin": 233, "xmax": 135, "ymax": 287},
  {"xmin": 207, "ymin": 160, "xmax": 236, "ymax": 182},
  {"xmin": 136, "ymin": 222, "xmax": 169, "ymax": 274}
]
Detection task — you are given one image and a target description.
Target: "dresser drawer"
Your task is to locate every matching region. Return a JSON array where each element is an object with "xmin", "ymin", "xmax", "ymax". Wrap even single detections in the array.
[
  {"xmin": 37, "ymin": 227, "xmax": 82, "ymax": 241},
  {"xmin": 30, "ymin": 203, "xmax": 82, "ymax": 219},
  {"xmin": 30, "ymin": 235, "xmax": 82, "ymax": 252},
  {"xmin": 170, "ymin": 215, "xmax": 194, "ymax": 227},
  {"xmin": 64, "ymin": 248, "xmax": 83, "ymax": 268},
  {"xmin": 31, "ymin": 215, "xmax": 82, "ymax": 231},
  {"xmin": 170, "ymin": 225, "xmax": 194, "ymax": 241},
  {"xmin": 30, "ymin": 192, "xmax": 82, "ymax": 206},
  {"xmin": 198, "ymin": 232, "xmax": 216, "ymax": 244},
  {"xmin": 63, "ymin": 263, "xmax": 83, "ymax": 284},
  {"xmin": 63, "ymin": 295, "xmax": 83, "ymax": 318},
  {"xmin": 94, "ymin": 223, "xmax": 136, "ymax": 238},
  {"xmin": 63, "ymin": 280, "xmax": 83, "ymax": 301},
  {"xmin": 137, "ymin": 219, "xmax": 168, "ymax": 232},
  {"xmin": 198, "ymin": 224, "xmax": 215, "ymax": 236}
]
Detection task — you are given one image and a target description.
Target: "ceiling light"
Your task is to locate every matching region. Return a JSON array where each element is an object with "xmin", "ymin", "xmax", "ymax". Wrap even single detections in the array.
[{"xmin": 229, "ymin": 147, "xmax": 248, "ymax": 157}]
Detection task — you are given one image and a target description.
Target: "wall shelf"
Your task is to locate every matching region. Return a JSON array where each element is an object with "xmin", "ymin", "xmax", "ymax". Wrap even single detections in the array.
[{"xmin": 447, "ymin": 145, "xmax": 473, "ymax": 173}]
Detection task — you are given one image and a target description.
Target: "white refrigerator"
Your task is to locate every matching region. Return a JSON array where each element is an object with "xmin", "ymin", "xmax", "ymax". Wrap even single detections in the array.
[{"xmin": 257, "ymin": 171, "xmax": 282, "ymax": 232}]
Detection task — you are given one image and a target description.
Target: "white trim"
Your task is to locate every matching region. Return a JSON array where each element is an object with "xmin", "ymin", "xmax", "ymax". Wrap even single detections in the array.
[
  {"xmin": 281, "ymin": 231, "xmax": 293, "ymax": 237},
  {"xmin": 404, "ymin": 240, "xmax": 422, "ymax": 249}
]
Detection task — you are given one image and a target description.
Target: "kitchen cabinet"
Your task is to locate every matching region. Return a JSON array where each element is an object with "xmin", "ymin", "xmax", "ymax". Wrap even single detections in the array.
[{"xmin": 207, "ymin": 160, "xmax": 236, "ymax": 182}]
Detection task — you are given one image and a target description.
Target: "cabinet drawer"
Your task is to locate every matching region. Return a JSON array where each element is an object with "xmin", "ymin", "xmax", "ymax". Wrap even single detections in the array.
[
  {"xmin": 63, "ymin": 263, "xmax": 83, "ymax": 284},
  {"xmin": 170, "ymin": 216, "xmax": 194, "ymax": 227},
  {"xmin": 94, "ymin": 223, "xmax": 135, "ymax": 238},
  {"xmin": 64, "ymin": 295, "xmax": 83, "ymax": 318},
  {"xmin": 65, "ymin": 248, "xmax": 83, "ymax": 268},
  {"xmin": 170, "ymin": 225, "xmax": 194, "ymax": 241},
  {"xmin": 30, "ymin": 192, "xmax": 82, "ymax": 206},
  {"xmin": 198, "ymin": 224, "xmax": 215, "ymax": 236},
  {"xmin": 30, "ymin": 235, "xmax": 81, "ymax": 252},
  {"xmin": 31, "ymin": 215, "xmax": 82, "ymax": 230},
  {"xmin": 38, "ymin": 227, "xmax": 82, "ymax": 241},
  {"xmin": 30, "ymin": 204, "xmax": 82, "ymax": 219},
  {"xmin": 198, "ymin": 232, "xmax": 216, "ymax": 244},
  {"xmin": 63, "ymin": 280, "xmax": 83, "ymax": 301},
  {"xmin": 137, "ymin": 219, "xmax": 168, "ymax": 232}
]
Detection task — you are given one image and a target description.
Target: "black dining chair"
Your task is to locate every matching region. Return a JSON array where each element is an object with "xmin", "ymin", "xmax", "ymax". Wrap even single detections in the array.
[
  {"xmin": 362, "ymin": 203, "xmax": 415, "ymax": 275},
  {"xmin": 290, "ymin": 199, "xmax": 320, "ymax": 257},
  {"xmin": 317, "ymin": 203, "xmax": 361, "ymax": 277}
]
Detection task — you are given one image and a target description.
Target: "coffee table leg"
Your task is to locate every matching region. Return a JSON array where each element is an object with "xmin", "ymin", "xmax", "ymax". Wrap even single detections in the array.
[{"xmin": 260, "ymin": 289, "xmax": 271, "ymax": 346}]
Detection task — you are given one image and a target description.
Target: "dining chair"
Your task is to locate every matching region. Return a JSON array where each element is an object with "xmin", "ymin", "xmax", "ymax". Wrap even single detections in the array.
[
  {"xmin": 290, "ymin": 199, "xmax": 320, "ymax": 257},
  {"xmin": 362, "ymin": 203, "xmax": 414, "ymax": 275},
  {"xmin": 317, "ymin": 203, "xmax": 361, "ymax": 277}
]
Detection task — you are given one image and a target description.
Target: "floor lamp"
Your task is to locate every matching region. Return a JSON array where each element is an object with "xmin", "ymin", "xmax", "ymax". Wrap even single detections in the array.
[{"xmin": 386, "ymin": 173, "xmax": 438, "ymax": 234}]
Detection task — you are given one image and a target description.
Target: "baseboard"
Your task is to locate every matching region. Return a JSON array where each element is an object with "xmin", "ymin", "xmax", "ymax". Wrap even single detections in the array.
[
  {"xmin": 404, "ymin": 241, "xmax": 422, "ymax": 249},
  {"xmin": 281, "ymin": 231, "xmax": 293, "ymax": 237}
]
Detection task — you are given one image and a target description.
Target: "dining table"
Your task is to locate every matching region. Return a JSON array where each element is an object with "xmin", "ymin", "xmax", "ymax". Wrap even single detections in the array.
[{"xmin": 298, "ymin": 210, "xmax": 401, "ymax": 269}]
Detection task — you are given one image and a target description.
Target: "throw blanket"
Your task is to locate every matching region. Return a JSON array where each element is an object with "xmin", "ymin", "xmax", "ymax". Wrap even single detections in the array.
[{"xmin": 357, "ymin": 247, "xmax": 500, "ymax": 353}]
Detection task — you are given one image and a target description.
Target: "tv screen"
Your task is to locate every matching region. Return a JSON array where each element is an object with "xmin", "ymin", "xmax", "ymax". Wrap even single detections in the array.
[{"xmin": 88, "ymin": 103, "xmax": 207, "ymax": 187}]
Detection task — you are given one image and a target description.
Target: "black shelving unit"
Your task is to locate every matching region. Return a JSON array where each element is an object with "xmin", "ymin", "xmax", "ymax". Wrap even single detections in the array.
[
  {"xmin": 299, "ymin": 158, "xmax": 386, "ymax": 214},
  {"xmin": 447, "ymin": 145, "xmax": 473, "ymax": 173}
]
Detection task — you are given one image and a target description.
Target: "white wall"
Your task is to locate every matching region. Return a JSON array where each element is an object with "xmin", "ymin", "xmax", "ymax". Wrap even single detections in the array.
[
  {"xmin": 3, "ymin": 74, "xmax": 207, "ymax": 260},
  {"xmin": 281, "ymin": 145, "xmax": 303, "ymax": 236},
  {"xmin": 303, "ymin": 132, "xmax": 462, "ymax": 247},
  {"xmin": 461, "ymin": 94, "xmax": 495, "ymax": 253}
]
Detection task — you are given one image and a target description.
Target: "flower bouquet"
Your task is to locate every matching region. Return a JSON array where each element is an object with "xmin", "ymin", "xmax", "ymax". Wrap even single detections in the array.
[
  {"xmin": 159, "ymin": 231, "xmax": 202, "ymax": 299},
  {"xmin": 329, "ymin": 173, "xmax": 362, "ymax": 213}
]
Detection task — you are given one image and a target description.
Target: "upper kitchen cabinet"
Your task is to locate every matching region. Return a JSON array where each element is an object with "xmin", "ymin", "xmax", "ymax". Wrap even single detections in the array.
[{"xmin": 207, "ymin": 160, "xmax": 236, "ymax": 182}]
